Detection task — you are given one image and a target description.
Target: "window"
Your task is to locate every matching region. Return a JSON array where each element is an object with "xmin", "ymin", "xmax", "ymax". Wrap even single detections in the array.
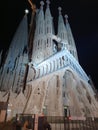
[{"xmin": 64, "ymin": 106, "xmax": 68, "ymax": 117}]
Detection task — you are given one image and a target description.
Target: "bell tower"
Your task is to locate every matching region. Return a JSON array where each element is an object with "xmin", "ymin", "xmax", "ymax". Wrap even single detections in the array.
[
  {"xmin": 32, "ymin": 1, "xmax": 45, "ymax": 65},
  {"xmin": 57, "ymin": 7, "xmax": 68, "ymax": 50},
  {"xmin": 65, "ymin": 15, "xmax": 78, "ymax": 61},
  {"xmin": 44, "ymin": 0, "xmax": 55, "ymax": 58}
]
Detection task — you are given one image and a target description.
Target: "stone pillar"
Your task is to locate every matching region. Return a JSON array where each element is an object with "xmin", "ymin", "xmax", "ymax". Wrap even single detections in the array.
[
  {"xmin": 55, "ymin": 59, "xmax": 58, "ymax": 71},
  {"xmin": 46, "ymin": 64, "xmax": 48, "ymax": 74},
  {"xmin": 48, "ymin": 63, "xmax": 51, "ymax": 73},
  {"xmin": 44, "ymin": 65, "xmax": 47, "ymax": 75},
  {"xmin": 49, "ymin": 62, "xmax": 52, "ymax": 73},
  {"xmin": 53, "ymin": 60, "xmax": 55, "ymax": 71},
  {"xmin": 57, "ymin": 58, "xmax": 60, "ymax": 69},
  {"xmin": 39, "ymin": 67, "xmax": 43, "ymax": 77}
]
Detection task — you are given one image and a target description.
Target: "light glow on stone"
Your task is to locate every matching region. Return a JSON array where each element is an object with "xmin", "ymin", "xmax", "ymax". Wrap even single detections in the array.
[{"xmin": 25, "ymin": 9, "xmax": 29, "ymax": 14}]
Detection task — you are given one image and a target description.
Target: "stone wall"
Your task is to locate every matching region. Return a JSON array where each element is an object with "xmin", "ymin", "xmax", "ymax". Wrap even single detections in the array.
[{"xmin": 25, "ymin": 68, "xmax": 98, "ymax": 117}]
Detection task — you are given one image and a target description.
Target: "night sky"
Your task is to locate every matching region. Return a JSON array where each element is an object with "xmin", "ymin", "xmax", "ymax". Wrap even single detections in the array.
[{"xmin": 0, "ymin": 0, "xmax": 98, "ymax": 89}]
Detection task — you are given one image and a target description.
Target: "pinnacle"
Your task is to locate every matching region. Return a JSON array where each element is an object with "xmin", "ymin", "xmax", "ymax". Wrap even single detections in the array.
[
  {"xmin": 40, "ymin": 1, "xmax": 44, "ymax": 9},
  {"xmin": 46, "ymin": 0, "xmax": 50, "ymax": 8},
  {"xmin": 65, "ymin": 14, "xmax": 68, "ymax": 22},
  {"xmin": 58, "ymin": 7, "xmax": 62, "ymax": 15}
]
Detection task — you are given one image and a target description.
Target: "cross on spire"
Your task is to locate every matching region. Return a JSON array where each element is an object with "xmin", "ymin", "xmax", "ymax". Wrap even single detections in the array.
[
  {"xmin": 46, "ymin": 0, "xmax": 50, "ymax": 8},
  {"xmin": 58, "ymin": 7, "xmax": 62, "ymax": 15},
  {"xmin": 40, "ymin": 1, "xmax": 44, "ymax": 10}
]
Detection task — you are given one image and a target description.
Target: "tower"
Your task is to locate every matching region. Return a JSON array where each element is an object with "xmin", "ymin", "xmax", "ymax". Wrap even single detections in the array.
[
  {"xmin": 32, "ymin": 1, "xmax": 45, "ymax": 64},
  {"xmin": 57, "ymin": 7, "xmax": 68, "ymax": 51},
  {"xmin": 0, "ymin": 13, "xmax": 28, "ymax": 92},
  {"xmin": 65, "ymin": 15, "xmax": 78, "ymax": 61},
  {"xmin": 44, "ymin": 0, "xmax": 56, "ymax": 58},
  {"xmin": 0, "ymin": 0, "xmax": 98, "ymax": 120}
]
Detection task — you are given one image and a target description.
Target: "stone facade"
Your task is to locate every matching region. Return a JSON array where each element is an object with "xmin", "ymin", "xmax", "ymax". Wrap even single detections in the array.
[
  {"xmin": 25, "ymin": 68, "xmax": 98, "ymax": 117},
  {"xmin": 0, "ymin": 0, "xmax": 98, "ymax": 120}
]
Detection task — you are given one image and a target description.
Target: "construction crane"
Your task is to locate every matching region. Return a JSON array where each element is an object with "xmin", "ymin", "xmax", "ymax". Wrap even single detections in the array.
[
  {"xmin": 23, "ymin": 0, "xmax": 36, "ymax": 92},
  {"xmin": 28, "ymin": 0, "xmax": 36, "ymax": 13}
]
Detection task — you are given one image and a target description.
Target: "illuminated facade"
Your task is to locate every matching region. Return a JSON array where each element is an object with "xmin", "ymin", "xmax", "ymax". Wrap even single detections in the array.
[{"xmin": 0, "ymin": 0, "xmax": 98, "ymax": 120}]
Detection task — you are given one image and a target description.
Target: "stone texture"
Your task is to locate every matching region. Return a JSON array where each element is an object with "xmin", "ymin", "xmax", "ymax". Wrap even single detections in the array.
[{"xmin": 0, "ymin": 1, "xmax": 98, "ymax": 120}]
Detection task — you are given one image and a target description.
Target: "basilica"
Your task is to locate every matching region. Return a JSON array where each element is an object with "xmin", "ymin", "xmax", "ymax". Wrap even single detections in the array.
[{"xmin": 0, "ymin": 0, "xmax": 98, "ymax": 121}]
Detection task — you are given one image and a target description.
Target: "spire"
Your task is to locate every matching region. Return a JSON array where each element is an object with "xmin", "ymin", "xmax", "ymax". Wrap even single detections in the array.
[
  {"xmin": 57, "ymin": 7, "xmax": 68, "ymax": 50},
  {"xmin": 44, "ymin": 0, "xmax": 55, "ymax": 58},
  {"xmin": 45, "ymin": 0, "xmax": 53, "ymax": 33},
  {"xmin": 45, "ymin": 0, "xmax": 51, "ymax": 17},
  {"xmin": 32, "ymin": 1, "xmax": 45, "ymax": 64},
  {"xmin": 58, "ymin": 7, "xmax": 62, "ymax": 15},
  {"xmin": 34, "ymin": 0, "xmax": 45, "ymax": 36},
  {"xmin": 7, "ymin": 13, "xmax": 28, "ymax": 66},
  {"xmin": 46, "ymin": 0, "xmax": 50, "ymax": 8},
  {"xmin": 65, "ymin": 14, "xmax": 68, "ymax": 23},
  {"xmin": 40, "ymin": 1, "xmax": 44, "ymax": 10},
  {"xmin": 0, "ymin": 13, "xmax": 29, "ymax": 91},
  {"xmin": 64, "ymin": 14, "xmax": 78, "ymax": 61}
]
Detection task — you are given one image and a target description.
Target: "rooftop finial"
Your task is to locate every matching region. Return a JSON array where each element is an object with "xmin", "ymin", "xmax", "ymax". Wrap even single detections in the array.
[
  {"xmin": 46, "ymin": 0, "xmax": 50, "ymax": 8},
  {"xmin": 58, "ymin": 7, "xmax": 62, "ymax": 15},
  {"xmin": 40, "ymin": 1, "xmax": 44, "ymax": 10},
  {"xmin": 65, "ymin": 14, "xmax": 68, "ymax": 23}
]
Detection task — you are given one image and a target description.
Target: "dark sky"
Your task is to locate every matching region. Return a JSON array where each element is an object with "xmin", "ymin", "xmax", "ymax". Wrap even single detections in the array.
[{"xmin": 0, "ymin": 0, "xmax": 98, "ymax": 89}]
